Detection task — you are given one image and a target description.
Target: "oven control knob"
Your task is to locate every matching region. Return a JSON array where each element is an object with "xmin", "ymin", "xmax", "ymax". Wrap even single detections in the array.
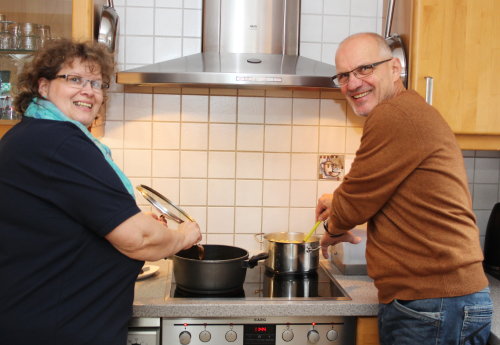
[
  {"xmin": 179, "ymin": 330, "xmax": 191, "ymax": 345},
  {"xmin": 199, "ymin": 330, "xmax": 211, "ymax": 342},
  {"xmin": 282, "ymin": 329, "xmax": 294, "ymax": 342},
  {"xmin": 307, "ymin": 330, "xmax": 320, "ymax": 344},
  {"xmin": 327, "ymin": 329, "xmax": 338, "ymax": 341},
  {"xmin": 225, "ymin": 330, "xmax": 237, "ymax": 342}
]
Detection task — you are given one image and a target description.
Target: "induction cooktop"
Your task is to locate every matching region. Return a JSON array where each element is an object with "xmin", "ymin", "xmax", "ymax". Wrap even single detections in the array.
[{"xmin": 166, "ymin": 261, "xmax": 351, "ymax": 301}]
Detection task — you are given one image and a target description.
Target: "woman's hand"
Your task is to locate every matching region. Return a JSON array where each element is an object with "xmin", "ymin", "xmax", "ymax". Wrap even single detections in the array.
[{"xmin": 178, "ymin": 221, "xmax": 202, "ymax": 250}]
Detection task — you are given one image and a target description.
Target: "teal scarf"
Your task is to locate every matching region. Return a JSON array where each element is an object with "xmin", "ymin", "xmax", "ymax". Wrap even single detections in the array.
[{"xmin": 24, "ymin": 98, "xmax": 135, "ymax": 198}]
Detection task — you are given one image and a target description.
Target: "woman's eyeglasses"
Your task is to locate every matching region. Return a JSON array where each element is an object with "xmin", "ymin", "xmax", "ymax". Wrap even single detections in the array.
[
  {"xmin": 332, "ymin": 58, "xmax": 393, "ymax": 87},
  {"xmin": 55, "ymin": 74, "xmax": 110, "ymax": 91}
]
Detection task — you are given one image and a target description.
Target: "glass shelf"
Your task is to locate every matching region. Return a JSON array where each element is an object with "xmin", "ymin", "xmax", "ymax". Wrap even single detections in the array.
[{"xmin": 0, "ymin": 49, "xmax": 35, "ymax": 54}]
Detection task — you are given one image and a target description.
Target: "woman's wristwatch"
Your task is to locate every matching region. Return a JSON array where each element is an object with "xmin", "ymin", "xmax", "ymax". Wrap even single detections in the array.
[{"xmin": 323, "ymin": 219, "xmax": 344, "ymax": 238}]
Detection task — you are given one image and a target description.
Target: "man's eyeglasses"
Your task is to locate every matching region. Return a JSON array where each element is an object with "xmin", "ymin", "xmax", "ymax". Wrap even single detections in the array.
[
  {"xmin": 332, "ymin": 58, "xmax": 393, "ymax": 87},
  {"xmin": 55, "ymin": 74, "xmax": 110, "ymax": 91}
]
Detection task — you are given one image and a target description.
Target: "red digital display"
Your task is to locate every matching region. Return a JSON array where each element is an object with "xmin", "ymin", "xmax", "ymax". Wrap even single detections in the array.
[{"xmin": 254, "ymin": 326, "xmax": 267, "ymax": 333}]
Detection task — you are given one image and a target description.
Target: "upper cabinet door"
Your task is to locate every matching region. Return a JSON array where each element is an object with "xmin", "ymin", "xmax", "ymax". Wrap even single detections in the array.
[{"xmin": 409, "ymin": 0, "xmax": 500, "ymax": 135}]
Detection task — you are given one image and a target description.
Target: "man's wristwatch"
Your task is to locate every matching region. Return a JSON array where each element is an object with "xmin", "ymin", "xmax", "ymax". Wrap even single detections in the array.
[{"xmin": 323, "ymin": 219, "xmax": 344, "ymax": 238}]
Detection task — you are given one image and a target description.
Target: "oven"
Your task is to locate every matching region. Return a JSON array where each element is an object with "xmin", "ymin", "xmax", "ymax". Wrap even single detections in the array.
[
  {"xmin": 162, "ymin": 261, "xmax": 355, "ymax": 345},
  {"xmin": 129, "ymin": 260, "xmax": 357, "ymax": 344},
  {"xmin": 162, "ymin": 316, "xmax": 354, "ymax": 345}
]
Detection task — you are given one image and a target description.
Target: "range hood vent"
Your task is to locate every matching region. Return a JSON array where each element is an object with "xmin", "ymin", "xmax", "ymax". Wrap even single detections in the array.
[{"xmin": 116, "ymin": 0, "xmax": 337, "ymax": 89}]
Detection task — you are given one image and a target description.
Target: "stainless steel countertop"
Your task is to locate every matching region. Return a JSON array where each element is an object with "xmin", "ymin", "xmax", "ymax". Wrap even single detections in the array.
[{"xmin": 133, "ymin": 259, "xmax": 500, "ymax": 344}]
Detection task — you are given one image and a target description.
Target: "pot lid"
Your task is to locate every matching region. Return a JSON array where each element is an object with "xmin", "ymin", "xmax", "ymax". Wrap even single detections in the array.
[{"xmin": 136, "ymin": 184, "xmax": 194, "ymax": 224}]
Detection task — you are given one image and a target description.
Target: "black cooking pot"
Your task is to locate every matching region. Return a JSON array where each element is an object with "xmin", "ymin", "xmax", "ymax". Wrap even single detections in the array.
[{"xmin": 173, "ymin": 244, "xmax": 268, "ymax": 294}]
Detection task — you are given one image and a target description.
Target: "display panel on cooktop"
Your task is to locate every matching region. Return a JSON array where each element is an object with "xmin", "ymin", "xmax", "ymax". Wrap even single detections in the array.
[{"xmin": 168, "ymin": 262, "xmax": 351, "ymax": 300}]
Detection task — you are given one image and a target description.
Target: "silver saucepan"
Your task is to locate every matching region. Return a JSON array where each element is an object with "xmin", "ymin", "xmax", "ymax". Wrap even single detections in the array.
[{"xmin": 255, "ymin": 232, "xmax": 321, "ymax": 274}]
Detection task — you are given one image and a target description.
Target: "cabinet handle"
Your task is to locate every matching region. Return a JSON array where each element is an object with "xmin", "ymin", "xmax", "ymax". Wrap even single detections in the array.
[{"xmin": 425, "ymin": 76, "xmax": 434, "ymax": 105}]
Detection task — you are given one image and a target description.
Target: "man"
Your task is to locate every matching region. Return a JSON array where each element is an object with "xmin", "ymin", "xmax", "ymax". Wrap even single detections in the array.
[{"xmin": 316, "ymin": 32, "xmax": 492, "ymax": 345}]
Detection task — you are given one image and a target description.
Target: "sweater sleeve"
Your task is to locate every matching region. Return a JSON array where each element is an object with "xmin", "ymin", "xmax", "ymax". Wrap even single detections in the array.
[{"xmin": 330, "ymin": 99, "xmax": 430, "ymax": 230}]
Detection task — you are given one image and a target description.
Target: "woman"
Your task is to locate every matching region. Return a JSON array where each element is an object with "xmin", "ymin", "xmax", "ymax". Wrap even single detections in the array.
[{"xmin": 0, "ymin": 39, "xmax": 201, "ymax": 344}]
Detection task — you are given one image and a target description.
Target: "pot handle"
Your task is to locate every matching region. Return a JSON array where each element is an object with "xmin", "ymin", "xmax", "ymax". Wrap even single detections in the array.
[
  {"xmin": 254, "ymin": 232, "xmax": 264, "ymax": 244},
  {"xmin": 242, "ymin": 252, "xmax": 269, "ymax": 269},
  {"xmin": 306, "ymin": 246, "xmax": 321, "ymax": 253}
]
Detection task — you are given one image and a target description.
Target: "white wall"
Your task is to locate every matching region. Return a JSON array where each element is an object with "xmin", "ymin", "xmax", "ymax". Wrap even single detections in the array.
[{"xmin": 105, "ymin": 0, "xmax": 499, "ymax": 252}]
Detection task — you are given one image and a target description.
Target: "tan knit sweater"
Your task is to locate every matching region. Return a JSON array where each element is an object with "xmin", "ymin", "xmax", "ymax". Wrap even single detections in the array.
[{"xmin": 330, "ymin": 90, "xmax": 488, "ymax": 303}]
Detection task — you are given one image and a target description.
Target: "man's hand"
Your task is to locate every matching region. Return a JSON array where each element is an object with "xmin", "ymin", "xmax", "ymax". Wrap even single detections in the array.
[
  {"xmin": 320, "ymin": 231, "xmax": 362, "ymax": 259},
  {"xmin": 316, "ymin": 193, "xmax": 333, "ymax": 221}
]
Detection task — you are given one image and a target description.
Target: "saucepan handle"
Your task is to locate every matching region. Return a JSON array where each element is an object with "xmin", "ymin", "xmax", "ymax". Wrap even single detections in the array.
[
  {"xmin": 254, "ymin": 232, "xmax": 265, "ymax": 244},
  {"xmin": 242, "ymin": 252, "xmax": 269, "ymax": 269},
  {"xmin": 306, "ymin": 246, "xmax": 321, "ymax": 253}
]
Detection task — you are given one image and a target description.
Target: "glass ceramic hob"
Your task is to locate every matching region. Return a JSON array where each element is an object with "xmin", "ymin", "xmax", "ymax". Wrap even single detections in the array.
[{"xmin": 167, "ymin": 261, "xmax": 351, "ymax": 301}]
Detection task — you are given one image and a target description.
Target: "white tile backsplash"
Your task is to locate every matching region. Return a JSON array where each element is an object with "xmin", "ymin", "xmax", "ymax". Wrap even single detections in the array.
[
  {"xmin": 264, "ymin": 126, "xmax": 292, "ymax": 152},
  {"xmin": 207, "ymin": 207, "xmax": 234, "ymax": 233},
  {"xmin": 300, "ymin": 15, "xmax": 323, "ymax": 42},
  {"xmin": 322, "ymin": 16, "xmax": 350, "ymax": 43},
  {"xmin": 110, "ymin": 0, "xmax": 500, "ymax": 251},
  {"xmin": 183, "ymin": 9, "xmax": 202, "ymax": 37},
  {"xmin": 324, "ymin": 0, "xmax": 350, "ymax": 16},
  {"xmin": 237, "ymin": 124, "xmax": 264, "ymax": 151},
  {"xmin": 209, "ymin": 124, "xmax": 236, "ymax": 150},
  {"xmin": 319, "ymin": 126, "xmax": 346, "ymax": 153},
  {"xmin": 210, "ymin": 96, "xmax": 237, "ymax": 123},
  {"xmin": 124, "ymin": 36, "xmax": 154, "ymax": 65},
  {"xmin": 180, "ymin": 179, "xmax": 207, "ymax": 205},
  {"xmin": 263, "ymin": 153, "xmax": 291, "ymax": 180},
  {"xmin": 152, "ymin": 122, "xmax": 180, "ymax": 149},
  {"xmin": 155, "ymin": 8, "xmax": 183, "ymax": 36},
  {"xmin": 126, "ymin": 7, "xmax": 154, "ymax": 35},
  {"xmin": 152, "ymin": 150, "xmax": 180, "ymax": 177},
  {"xmin": 290, "ymin": 181, "xmax": 318, "ymax": 207},
  {"xmin": 208, "ymin": 151, "xmax": 236, "ymax": 178},
  {"xmin": 320, "ymin": 99, "xmax": 347, "ymax": 126},
  {"xmin": 238, "ymin": 97, "xmax": 265, "ymax": 124},
  {"xmin": 236, "ymin": 152, "xmax": 263, "ymax": 179},
  {"xmin": 291, "ymin": 154, "xmax": 318, "ymax": 180},
  {"xmin": 265, "ymin": 98, "xmax": 293, "ymax": 124},
  {"xmin": 291, "ymin": 126, "xmax": 319, "ymax": 153},
  {"xmin": 154, "ymin": 37, "xmax": 182, "ymax": 62},
  {"xmin": 474, "ymin": 158, "xmax": 500, "ymax": 184},
  {"xmin": 351, "ymin": 0, "xmax": 379, "ymax": 17},
  {"xmin": 235, "ymin": 180, "xmax": 263, "ymax": 206},
  {"xmin": 124, "ymin": 93, "xmax": 153, "ymax": 121},
  {"xmin": 123, "ymin": 149, "xmax": 152, "ymax": 177},
  {"xmin": 180, "ymin": 123, "xmax": 208, "ymax": 150},
  {"xmin": 235, "ymin": 207, "xmax": 262, "ymax": 233},
  {"xmin": 123, "ymin": 121, "xmax": 152, "ymax": 149},
  {"xmin": 263, "ymin": 180, "xmax": 290, "ymax": 207},
  {"xmin": 293, "ymin": 98, "xmax": 320, "ymax": 125},
  {"xmin": 207, "ymin": 180, "xmax": 235, "ymax": 206},
  {"xmin": 181, "ymin": 95, "xmax": 208, "ymax": 122},
  {"xmin": 153, "ymin": 94, "xmax": 181, "ymax": 121},
  {"xmin": 180, "ymin": 151, "xmax": 207, "ymax": 178}
]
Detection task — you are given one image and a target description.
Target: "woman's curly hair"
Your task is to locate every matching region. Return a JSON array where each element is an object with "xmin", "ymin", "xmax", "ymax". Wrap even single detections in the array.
[{"xmin": 13, "ymin": 38, "xmax": 115, "ymax": 114}]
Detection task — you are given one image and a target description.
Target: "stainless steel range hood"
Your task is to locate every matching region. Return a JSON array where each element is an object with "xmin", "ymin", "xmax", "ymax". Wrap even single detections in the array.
[{"xmin": 116, "ymin": 0, "xmax": 337, "ymax": 89}]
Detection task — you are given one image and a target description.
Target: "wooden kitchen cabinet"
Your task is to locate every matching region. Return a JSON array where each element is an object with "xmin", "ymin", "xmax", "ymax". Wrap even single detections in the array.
[
  {"xmin": 356, "ymin": 317, "xmax": 380, "ymax": 345},
  {"xmin": 0, "ymin": 0, "xmax": 107, "ymax": 138},
  {"xmin": 388, "ymin": 0, "xmax": 500, "ymax": 150}
]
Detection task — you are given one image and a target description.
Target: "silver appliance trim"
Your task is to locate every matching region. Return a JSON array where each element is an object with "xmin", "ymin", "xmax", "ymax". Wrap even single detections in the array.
[
  {"xmin": 163, "ymin": 316, "xmax": 355, "ymax": 345},
  {"xmin": 117, "ymin": 52, "xmax": 336, "ymax": 88},
  {"xmin": 116, "ymin": 0, "xmax": 338, "ymax": 89}
]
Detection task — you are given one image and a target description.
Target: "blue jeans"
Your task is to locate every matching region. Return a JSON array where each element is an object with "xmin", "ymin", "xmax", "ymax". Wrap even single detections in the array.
[{"xmin": 378, "ymin": 288, "xmax": 493, "ymax": 345}]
